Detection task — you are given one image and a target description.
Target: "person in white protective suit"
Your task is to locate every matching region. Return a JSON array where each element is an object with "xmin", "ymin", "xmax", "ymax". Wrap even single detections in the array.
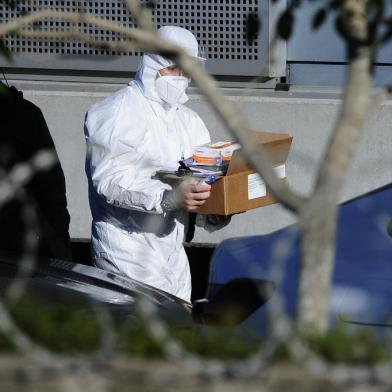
[{"xmin": 84, "ymin": 26, "xmax": 229, "ymax": 302}]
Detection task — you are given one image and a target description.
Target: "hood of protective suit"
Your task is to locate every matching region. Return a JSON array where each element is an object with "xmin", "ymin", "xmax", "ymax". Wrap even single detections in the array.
[{"xmin": 133, "ymin": 26, "xmax": 202, "ymax": 109}]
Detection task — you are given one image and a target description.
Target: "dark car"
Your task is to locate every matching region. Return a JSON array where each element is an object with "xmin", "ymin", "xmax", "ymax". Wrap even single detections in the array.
[
  {"xmin": 0, "ymin": 253, "xmax": 274, "ymax": 331},
  {"xmin": 207, "ymin": 183, "xmax": 392, "ymax": 332}
]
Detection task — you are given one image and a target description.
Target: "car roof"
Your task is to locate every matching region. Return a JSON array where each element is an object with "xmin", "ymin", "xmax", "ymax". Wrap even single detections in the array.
[
  {"xmin": 208, "ymin": 182, "xmax": 392, "ymax": 328},
  {"xmin": 0, "ymin": 255, "xmax": 192, "ymax": 312}
]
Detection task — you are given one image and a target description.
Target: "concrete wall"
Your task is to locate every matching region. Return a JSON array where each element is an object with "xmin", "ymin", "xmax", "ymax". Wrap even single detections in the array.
[{"xmin": 13, "ymin": 80, "xmax": 392, "ymax": 244}]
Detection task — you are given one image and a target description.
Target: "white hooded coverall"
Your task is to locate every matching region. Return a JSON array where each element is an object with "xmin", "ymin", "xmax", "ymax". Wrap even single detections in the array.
[{"xmin": 85, "ymin": 27, "xmax": 211, "ymax": 302}]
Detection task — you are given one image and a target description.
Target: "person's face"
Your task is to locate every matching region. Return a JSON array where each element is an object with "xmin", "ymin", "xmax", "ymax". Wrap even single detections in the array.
[{"xmin": 156, "ymin": 65, "xmax": 186, "ymax": 79}]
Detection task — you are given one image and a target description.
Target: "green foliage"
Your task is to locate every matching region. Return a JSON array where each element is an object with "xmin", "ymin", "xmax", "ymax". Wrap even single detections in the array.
[
  {"xmin": 0, "ymin": 330, "xmax": 14, "ymax": 351},
  {"xmin": 263, "ymin": 323, "xmax": 391, "ymax": 365},
  {"xmin": 246, "ymin": 12, "xmax": 261, "ymax": 45},
  {"xmin": 3, "ymin": 293, "xmax": 101, "ymax": 353},
  {"xmin": 0, "ymin": 39, "xmax": 12, "ymax": 61},
  {"xmin": 173, "ymin": 326, "xmax": 257, "ymax": 358},
  {"xmin": 0, "ymin": 292, "xmax": 258, "ymax": 359},
  {"xmin": 312, "ymin": 8, "xmax": 327, "ymax": 30},
  {"xmin": 367, "ymin": 0, "xmax": 385, "ymax": 17},
  {"xmin": 119, "ymin": 322, "xmax": 258, "ymax": 359},
  {"xmin": 145, "ymin": 0, "xmax": 157, "ymax": 9},
  {"xmin": 118, "ymin": 321, "xmax": 164, "ymax": 358},
  {"xmin": 303, "ymin": 322, "xmax": 391, "ymax": 365},
  {"xmin": 334, "ymin": 15, "xmax": 347, "ymax": 40},
  {"xmin": 0, "ymin": 293, "xmax": 390, "ymax": 364},
  {"xmin": 328, "ymin": 0, "xmax": 341, "ymax": 11},
  {"xmin": 0, "ymin": 81, "xmax": 8, "ymax": 94},
  {"xmin": 1, "ymin": 0, "xmax": 16, "ymax": 10},
  {"xmin": 277, "ymin": 10, "xmax": 295, "ymax": 40}
]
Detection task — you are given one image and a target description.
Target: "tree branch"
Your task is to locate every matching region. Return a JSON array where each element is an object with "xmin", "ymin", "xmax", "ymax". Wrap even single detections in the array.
[
  {"xmin": 313, "ymin": 0, "xmax": 372, "ymax": 196},
  {"xmin": 0, "ymin": 7, "xmax": 305, "ymax": 213},
  {"xmin": 18, "ymin": 28, "xmax": 141, "ymax": 53},
  {"xmin": 176, "ymin": 53, "xmax": 305, "ymax": 213},
  {"xmin": 123, "ymin": 0, "xmax": 154, "ymax": 31},
  {"xmin": 0, "ymin": 9, "xmax": 155, "ymax": 48},
  {"xmin": 297, "ymin": 0, "xmax": 373, "ymax": 333},
  {"xmin": 376, "ymin": 16, "xmax": 392, "ymax": 45}
]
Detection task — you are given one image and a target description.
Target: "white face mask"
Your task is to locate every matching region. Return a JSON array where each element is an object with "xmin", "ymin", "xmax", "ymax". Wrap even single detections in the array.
[{"xmin": 155, "ymin": 74, "xmax": 190, "ymax": 108}]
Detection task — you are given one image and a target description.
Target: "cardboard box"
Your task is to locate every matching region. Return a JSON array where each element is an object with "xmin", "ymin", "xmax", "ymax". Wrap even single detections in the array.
[{"xmin": 195, "ymin": 131, "xmax": 293, "ymax": 215}]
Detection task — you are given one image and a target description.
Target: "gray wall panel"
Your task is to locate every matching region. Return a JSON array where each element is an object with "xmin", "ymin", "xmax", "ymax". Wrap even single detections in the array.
[
  {"xmin": 0, "ymin": 0, "xmax": 286, "ymax": 77},
  {"xmin": 288, "ymin": 1, "xmax": 392, "ymax": 63},
  {"xmin": 12, "ymin": 81, "xmax": 392, "ymax": 244},
  {"xmin": 289, "ymin": 63, "xmax": 392, "ymax": 87}
]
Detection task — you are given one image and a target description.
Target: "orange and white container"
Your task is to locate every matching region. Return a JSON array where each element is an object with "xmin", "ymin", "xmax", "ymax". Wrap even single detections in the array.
[{"xmin": 192, "ymin": 141, "xmax": 241, "ymax": 166}]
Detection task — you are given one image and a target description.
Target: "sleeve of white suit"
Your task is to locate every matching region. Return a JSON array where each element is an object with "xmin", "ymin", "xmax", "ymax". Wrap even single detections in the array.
[{"xmin": 85, "ymin": 90, "xmax": 171, "ymax": 214}]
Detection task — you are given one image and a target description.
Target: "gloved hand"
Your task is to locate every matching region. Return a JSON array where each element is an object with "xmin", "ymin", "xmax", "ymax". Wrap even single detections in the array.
[{"xmin": 176, "ymin": 177, "xmax": 211, "ymax": 212}]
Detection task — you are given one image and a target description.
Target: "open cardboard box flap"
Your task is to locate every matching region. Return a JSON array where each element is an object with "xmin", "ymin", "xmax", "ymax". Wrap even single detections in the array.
[{"xmin": 227, "ymin": 132, "xmax": 293, "ymax": 175}]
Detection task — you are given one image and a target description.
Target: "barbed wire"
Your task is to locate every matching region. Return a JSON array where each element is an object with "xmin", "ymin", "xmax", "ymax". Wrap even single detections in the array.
[
  {"xmin": 134, "ymin": 201, "xmax": 392, "ymax": 386},
  {"xmin": 0, "ymin": 0, "xmax": 391, "ymax": 388},
  {"xmin": 0, "ymin": 137, "xmax": 391, "ymax": 387},
  {"xmin": 0, "ymin": 150, "xmax": 119, "ymax": 375}
]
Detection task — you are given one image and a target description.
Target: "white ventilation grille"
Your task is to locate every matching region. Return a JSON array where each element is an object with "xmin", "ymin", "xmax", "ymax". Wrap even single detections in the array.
[
  {"xmin": 0, "ymin": 0, "xmax": 286, "ymax": 77},
  {"xmin": 154, "ymin": 1, "xmax": 259, "ymax": 61}
]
